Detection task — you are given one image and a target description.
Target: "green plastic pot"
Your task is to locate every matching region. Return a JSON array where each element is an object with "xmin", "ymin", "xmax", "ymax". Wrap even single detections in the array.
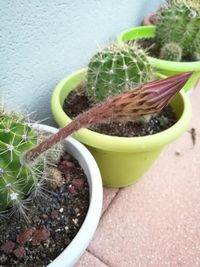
[
  {"xmin": 51, "ymin": 69, "xmax": 192, "ymax": 188},
  {"xmin": 118, "ymin": 25, "xmax": 200, "ymax": 95}
]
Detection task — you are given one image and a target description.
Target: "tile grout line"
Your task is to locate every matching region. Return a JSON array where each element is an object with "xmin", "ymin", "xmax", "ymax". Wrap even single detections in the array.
[
  {"xmin": 86, "ymin": 248, "xmax": 113, "ymax": 267},
  {"xmin": 83, "ymin": 189, "xmax": 123, "ymax": 267},
  {"xmin": 101, "ymin": 188, "xmax": 122, "ymax": 218}
]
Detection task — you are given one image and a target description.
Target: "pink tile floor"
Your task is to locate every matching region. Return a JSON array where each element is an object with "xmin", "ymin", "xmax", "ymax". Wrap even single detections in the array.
[{"xmin": 75, "ymin": 80, "xmax": 200, "ymax": 267}]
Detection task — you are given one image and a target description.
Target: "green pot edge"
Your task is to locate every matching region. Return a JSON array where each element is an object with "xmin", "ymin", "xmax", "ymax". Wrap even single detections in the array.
[{"xmin": 117, "ymin": 25, "xmax": 200, "ymax": 93}]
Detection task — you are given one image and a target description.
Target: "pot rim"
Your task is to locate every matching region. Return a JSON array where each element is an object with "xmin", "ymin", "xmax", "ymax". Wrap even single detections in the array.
[{"xmin": 118, "ymin": 25, "xmax": 200, "ymax": 71}]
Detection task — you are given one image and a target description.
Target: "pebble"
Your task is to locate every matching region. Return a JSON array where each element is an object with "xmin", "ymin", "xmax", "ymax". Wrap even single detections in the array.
[
  {"xmin": 31, "ymin": 227, "xmax": 50, "ymax": 246},
  {"xmin": 59, "ymin": 208, "xmax": 64, "ymax": 213},
  {"xmin": 17, "ymin": 227, "xmax": 36, "ymax": 244},
  {"xmin": 0, "ymin": 254, "xmax": 8, "ymax": 264},
  {"xmin": 13, "ymin": 246, "xmax": 26, "ymax": 259},
  {"xmin": 72, "ymin": 178, "xmax": 85, "ymax": 190},
  {"xmin": 0, "ymin": 240, "xmax": 15, "ymax": 254},
  {"xmin": 68, "ymin": 185, "xmax": 76, "ymax": 194},
  {"xmin": 50, "ymin": 209, "xmax": 59, "ymax": 219},
  {"xmin": 72, "ymin": 218, "xmax": 79, "ymax": 225}
]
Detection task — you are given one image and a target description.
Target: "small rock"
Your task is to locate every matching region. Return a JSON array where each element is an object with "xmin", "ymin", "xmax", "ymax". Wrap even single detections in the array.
[
  {"xmin": 17, "ymin": 227, "xmax": 36, "ymax": 244},
  {"xmin": 72, "ymin": 177, "xmax": 85, "ymax": 189},
  {"xmin": 59, "ymin": 207, "xmax": 64, "ymax": 213},
  {"xmin": 50, "ymin": 209, "xmax": 59, "ymax": 219},
  {"xmin": 13, "ymin": 246, "xmax": 26, "ymax": 259},
  {"xmin": 31, "ymin": 226, "xmax": 50, "ymax": 246},
  {"xmin": 0, "ymin": 240, "xmax": 15, "ymax": 254},
  {"xmin": 59, "ymin": 160, "xmax": 74, "ymax": 177},
  {"xmin": 42, "ymin": 214, "xmax": 48, "ymax": 219},
  {"xmin": 68, "ymin": 185, "xmax": 76, "ymax": 194},
  {"xmin": 72, "ymin": 218, "xmax": 79, "ymax": 225},
  {"xmin": 0, "ymin": 254, "xmax": 7, "ymax": 264}
]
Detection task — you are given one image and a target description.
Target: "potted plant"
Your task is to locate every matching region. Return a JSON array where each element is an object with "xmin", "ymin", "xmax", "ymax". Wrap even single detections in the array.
[
  {"xmin": 0, "ymin": 108, "xmax": 103, "ymax": 266},
  {"xmin": 118, "ymin": 0, "xmax": 200, "ymax": 95},
  {"xmin": 51, "ymin": 43, "xmax": 192, "ymax": 188}
]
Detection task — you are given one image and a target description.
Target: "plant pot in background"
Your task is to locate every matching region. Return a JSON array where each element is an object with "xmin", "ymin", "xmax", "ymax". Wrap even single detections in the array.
[
  {"xmin": 118, "ymin": 25, "xmax": 200, "ymax": 95},
  {"xmin": 51, "ymin": 69, "xmax": 192, "ymax": 188}
]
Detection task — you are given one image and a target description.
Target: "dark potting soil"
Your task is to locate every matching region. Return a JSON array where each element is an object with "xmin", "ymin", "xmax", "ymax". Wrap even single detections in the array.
[
  {"xmin": 136, "ymin": 38, "xmax": 160, "ymax": 58},
  {"xmin": 0, "ymin": 154, "xmax": 89, "ymax": 267},
  {"xmin": 135, "ymin": 38, "xmax": 193, "ymax": 62},
  {"xmin": 63, "ymin": 85, "xmax": 177, "ymax": 137}
]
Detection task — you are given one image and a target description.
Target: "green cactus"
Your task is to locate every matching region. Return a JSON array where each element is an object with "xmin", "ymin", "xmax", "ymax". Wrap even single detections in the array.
[
  {"xmin": 0, "ymin": 111, "xmax": 63, "ymax": 214},
  {"xmin": 87, "ymin": 43, "xmax": 154, "ymax": 103},
  {"xmin": 155, "ymin": 0, "xmax": 200, "ymax": 57},
  {"xmin": 0, "ymin": 112, "xmax": 39, "ymax": 212},
  {"xmin": 160, "ymin": 42, "xmax": 182, "ymax": 61}
]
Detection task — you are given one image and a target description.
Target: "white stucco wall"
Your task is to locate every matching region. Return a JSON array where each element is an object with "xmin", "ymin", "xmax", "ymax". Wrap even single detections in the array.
[{"xmin": 0, "ymin": 0, "xmax": 162, "ymax": 125}]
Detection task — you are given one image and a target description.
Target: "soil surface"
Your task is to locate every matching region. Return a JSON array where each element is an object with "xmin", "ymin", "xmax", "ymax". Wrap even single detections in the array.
[
  {"xmin": 63, "ymin": 86, "xmax": 177, "ymax": 137},
  {"xmin": 0, "ymin": 153, "xmax": 89, "ymax": 267},
  {"xmin": 135, "ymin": 38, "xmax": 193, "ymax": 62}
]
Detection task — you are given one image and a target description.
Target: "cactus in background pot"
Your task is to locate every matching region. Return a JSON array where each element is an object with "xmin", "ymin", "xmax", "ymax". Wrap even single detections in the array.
[
  {"xmin": 160, "ymin": 42, "xmax": 182, "ymax": 61},
  {"xmin": 155, "ymin": 0, "xmax": 200, "ymax": 60},
  {"xmin": 87, "ymin": 43, "xmax": 154, "ymax": 103}
]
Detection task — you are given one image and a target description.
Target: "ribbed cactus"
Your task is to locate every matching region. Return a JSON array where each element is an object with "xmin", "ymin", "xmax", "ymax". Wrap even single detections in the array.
[
  {"xmin": 87, "ymin": 43, "xmax": 154, "ymax": 103},
  {"xmin": 155, "ymin": 0, "xmax": 200, "ymax": 59},
  {"xmin": 0, "ymin": 113, "xmax": 39, "ymax": 212},
  {"xmin": 160, "ymin": 42, "xmax": 182, "ymax": 61},
  {"xmin": 0, "ymin": 111, "xmax": 63, "ymax": 214}
]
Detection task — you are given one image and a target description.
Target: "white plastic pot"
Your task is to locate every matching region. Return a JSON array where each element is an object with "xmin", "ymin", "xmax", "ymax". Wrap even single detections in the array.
[{"xmin": 34, "ymin": 124, "xmax": 103, "ymax": 267}]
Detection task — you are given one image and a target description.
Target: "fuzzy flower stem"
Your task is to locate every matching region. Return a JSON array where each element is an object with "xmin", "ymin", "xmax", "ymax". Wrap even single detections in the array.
[{"xmin": 24, "ymin": 72, "xmax": 192, "ymax": 163}]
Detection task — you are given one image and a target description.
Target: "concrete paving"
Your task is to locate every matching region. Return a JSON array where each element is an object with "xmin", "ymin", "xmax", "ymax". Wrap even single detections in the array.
[{"xmin": 75, "ymin": 80, "xmax": 200, "ymax": 267}]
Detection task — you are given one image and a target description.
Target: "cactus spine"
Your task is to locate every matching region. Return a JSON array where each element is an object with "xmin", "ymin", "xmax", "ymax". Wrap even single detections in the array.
[
  {"xmin": 87, "ymin": 43, "xmax": 154, "ymax": 103},
  {"xmin": 155, "ymin": 0, "xmax": 200, "ymax": 60}
]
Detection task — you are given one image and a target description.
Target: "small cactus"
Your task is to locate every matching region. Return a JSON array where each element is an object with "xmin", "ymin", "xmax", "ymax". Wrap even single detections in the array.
[
  {"xmin": 191, "ymin": 52, "xmax": 200, "ymax": 61},
  {"xmin": 160, "ymin": 42, "xmax": 182, "ymax": 61},
  {"xmin": 87, "ymin": 43, "xmax": 154, "ymax": 103},
  {"xmin": 155, "ymin": 0, "xmax": 200, "ymax": 57}
]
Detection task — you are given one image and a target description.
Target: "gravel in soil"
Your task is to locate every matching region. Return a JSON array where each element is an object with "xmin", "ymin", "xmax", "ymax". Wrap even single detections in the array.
[
  {"xmin": 63, "ymin": 85, "xmax": 177, "ymax": 137},
  {"xmin": 0, "ymin": 153, "xmax": 89, "ymax": 267}
]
